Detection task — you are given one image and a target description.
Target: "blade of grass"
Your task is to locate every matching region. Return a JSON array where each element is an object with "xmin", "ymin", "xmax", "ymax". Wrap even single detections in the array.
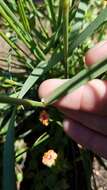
[
  {"xmin": 0, "ymin": 0, "xmax": 30, "ymax": 42},
  {"xmin": 34, "ymin": 28, "xmax": 48, "ymax": 44},
  {"xmin": 0, "ymin": 6, "xmax": 31, "ymax": 48},
  {"xmin": 0, "ymin": 2, "xmax": 45, "ymax": 61},
  {"xmin": 0, "ymin": 31, "xmax": 34, "ymax": 69},
  {"xmin": 16, "ymin": 132, "xmax": 49, "ymax": 158},
  {"xmin": 32, "ymin": 132, "xmax": 49, "ymax": 148},
  {"xmin": 19, "ymin": 51, "xmax": 63, "ymax": 99},
  {"xmin": 45, "ymin": 7, "xmax": 107, "ymax": 77},
  {"xmin": 62, "ymin": 0, "xmax": 70, "ymax": 78},
  {"xmin": 45, "ymin": 58, "xmax": 107, "ymax": 104},
  {"xmin": 3, "ymin": 108, "xmax": 16, "ymax": 190},
  {"xmin": 44, "ymin": 0, "xmax": 56, "ymax": 28},
  {"xmin": 28, "ymin": 0, "xmax": 48, "ymax": 39},
  {"xmin": 28, "ymin": 0, "xmax": 43, "ymax": 17},
  {"xmin": 57, "ymin": 0, "xmax": 63, "ymax": 28},
  {"xmin": 44, "ymin": 25, "xmax": 62, "ymax": 54},
  {"xmin": 18, "ymin": 61, "xmax": 47, "ymax": 98},
  {"xmin": 17, "ymin": 0, "xmax": 30, "ymax": 33},
  {"xmin": 0, "ymin": 77, "xmax": 22, "ymax": 87},
  {"xmin": 69, "ymin": 7, "xmax": 107, "ymax": 54},
  {"xmin": 0, "ymin": 31, "xmax": 20, "ymax": 56}
]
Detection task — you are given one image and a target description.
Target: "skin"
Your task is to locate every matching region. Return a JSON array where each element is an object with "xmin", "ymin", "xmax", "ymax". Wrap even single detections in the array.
[{"xmin": 38, "ymin": 40, "xmax": 107, "ymax": 159}]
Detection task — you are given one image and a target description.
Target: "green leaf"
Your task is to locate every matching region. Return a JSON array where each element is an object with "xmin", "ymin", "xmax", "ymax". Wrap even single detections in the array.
[
  {"xmin": 3, "ymin": 108, "xmax": 16, "ymax": 190},
  {"xmin": 69, "ymin": 7, "xmax": 107, "ymax": 54},
  {"xmin": 0, "ymin": 0, "xmax": 30, "ymax": 40},
  {"xmin": 17, "ymin": 0, "xmax": 30, "ymax": 33},
  {"xmin": 18, "ymin": 61, "xmax": 47, "ymax": 98},
  {"xmin": 19, "ymin": 52, "xmax": 62, "ymax": 98},
  {"xmin": 44, "ymin": 0, "xmax": 56, "ymax": 27},
  {"xmin": 32, "ymin": 132, "xmax": 49, "ymax": 148},
  {"xmin": 0, "ymin": 5, "xmax": 30, "ymax": 48}
]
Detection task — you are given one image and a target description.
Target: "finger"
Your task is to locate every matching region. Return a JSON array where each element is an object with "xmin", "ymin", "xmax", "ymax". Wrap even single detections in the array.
[
  {"xmin": 63, "ymin": 118, "xmax": 107, "ymax": 159},
  {"xmin": 60, "ymin": 109, "xmax": 107, "ymax": 135},
  {"xmin": 85, "ymin": 40, "xmax": 107, "ymax": 66},
  {"xmin": 39, "ymin": 79, "xmax": 107, "ymax": 115}
]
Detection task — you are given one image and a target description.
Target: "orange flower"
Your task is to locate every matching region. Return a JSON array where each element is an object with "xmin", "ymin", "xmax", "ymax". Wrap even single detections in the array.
[
  {"xmin": 39, "ymin": 110, "xmax": 49, "ymax": 126},
  {"xmin": 42, "ymin": 149, "xmax": 58, "ymax": 167}
]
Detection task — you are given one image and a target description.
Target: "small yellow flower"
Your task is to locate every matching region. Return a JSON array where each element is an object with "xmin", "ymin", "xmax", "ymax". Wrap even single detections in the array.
[
  {"xmin": 39, "ymin": 110, "xmax": 49, "ymax": 126},
  {"xmin": 42, "ymin": 149, "xmax": 58, "ymax": 167}
]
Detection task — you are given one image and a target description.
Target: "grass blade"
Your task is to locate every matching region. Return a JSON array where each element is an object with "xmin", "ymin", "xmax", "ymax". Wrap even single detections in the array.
[
  {"xmin": 62, "ymin": 0, "xmax": 70, "ymax": 78},
  {"xmin": 0, "ymin": 5, "xmax": 45, "ymax": 61},
  {"xmin": 45, "ymin": 58, "xmax": 107, "ymax": 104},
  {"xmin": 16, "ymin": 132, "xmax": 49, "ymax": 158},
  {"xmin": 0, "ymin": 0, "xmax": 30, "ymax": 42},
  {"xmin": 69, "ymin": 7, "xmax": 107, "ymax": 54},
  {"xmin": 57, "ymin": 0, "xmax": 63, "ymax": 28},
  {"xmin": 0, "ymin": 31, "xmax": 34, "ymax": 69},
  {"xmin": 17, "ymin": 0, "xmax": 30, "ymax": 33},
  {"xmin": 3, "ymin": 108, "xmax": 16, "ymax": 190},
  {"xmin": 19, "ymin": 51, "xmax": 62, "ymax": 98},
  {"xmin": 32, "ymin": 132, "xmax": 49, "ymax": 148},
  {"xmin": 0, "ymin": 6, "xmax": 31, "ymax": 48},
  {"xmin": 18, "ymin": 61, "xmax": 47, "ymax": 98},
  {"xmin": 44, "ymin": 0, "xmax": 56, "ymax": 27}
]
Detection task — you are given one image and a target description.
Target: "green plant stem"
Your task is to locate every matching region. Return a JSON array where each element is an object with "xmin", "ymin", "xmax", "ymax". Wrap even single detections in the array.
[
  {"xmin": 0, "ymin": 77, "xmax": 22, "ymax": 87},
  {"xmin": 17, "ymin": 0, "xmax": 30, "ymax": 33},
  {"xmin": 16, "ymin": 132, "xmax": 49, "ymax": 158},
  {"xmin": 62, "ymin": 0, "xmax": 70, "ymax": 78},
  {"xmin": 0, "ymin": 0, "xmax": 30, "ymax": 41},
  {"xmin": 44, "ymin": 0, "xmax": 56, "ymax": 27},
  {"xmin": 0, "ymin": 31, "xmax": 20, "ymax": 55},
  {"xmin": 0, "ymin": 95, "xmax": 45, "ymax": 108},
  {"xmin": 57, "ymin": 0, "xmax": 62, "ymax": 28},
  {"xmin": 0, "ymin": 6, "xmax": 30, "ymax": 48},
  {"xmin": 3, "ymin": 108, "xmax": 16, "ymax": 190},
  {"xmin": 28, "ymin": 0, "xmax": 42, "ymax": 17},
  {"xmin": 0, "ymin": 3, "xmax": 45, "ymax": 61},
  {"xmin": 0, "ymin": 31, "xmax": 34, "ymax": 69}
]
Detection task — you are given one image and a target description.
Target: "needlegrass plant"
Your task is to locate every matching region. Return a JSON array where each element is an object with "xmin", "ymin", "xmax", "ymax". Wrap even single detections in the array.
[{"xmin": 0, "ymin": 0, "xmax": 107, "ymax": 189}]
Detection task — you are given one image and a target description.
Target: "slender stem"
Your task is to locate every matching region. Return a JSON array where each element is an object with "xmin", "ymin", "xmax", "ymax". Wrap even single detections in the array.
[
  {"xmin": 16, "ymin": 133, "xmax": 49, "ymax": 158},
  {"xmin": 16, "ymin": 147, "xmax": 28, "ymax": 158},
  {"xmin": 0, "ymin": 95, "xmax": 45, "ymax": 108},
  {"xmin": 57, "ymin": 0, "xmax": 62, "ymax": 28},
  {"xmin": 0, "ymin": 31, "xmax": 34, "ymax": 69},
  {"xmin": 0, "ymin": 6, "xmax": 31, "ymax": 48},
  {"xmin": 18, "ymin": 0, "xmax": 30, "ymax": 33},
  {"xmin": 0, "ymin": 0, "xmax": 30, "ymax": 41},
  {"xmin": 62, "ymin": 0, "xmax": 70, "ymax": 78},
  {"xmin": 0, "ymin": 77, "xmax": 22, "ymax": 86},
  {"xmin": 45, "ymin": 0, "xmax": 56, "ymax": 28},
  {"xmin": 0, "ymin": 2, "xmax": 45, "ymax": 61},
  {"xmin": 0, "ymin": 31, "xmax": 20, "ymax": 56}
]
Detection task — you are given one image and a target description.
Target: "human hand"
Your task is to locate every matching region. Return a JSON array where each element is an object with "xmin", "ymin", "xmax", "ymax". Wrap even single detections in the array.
[{"xmin": 38, "ymin": 40, "xmax": 107, "ymax": 159}]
